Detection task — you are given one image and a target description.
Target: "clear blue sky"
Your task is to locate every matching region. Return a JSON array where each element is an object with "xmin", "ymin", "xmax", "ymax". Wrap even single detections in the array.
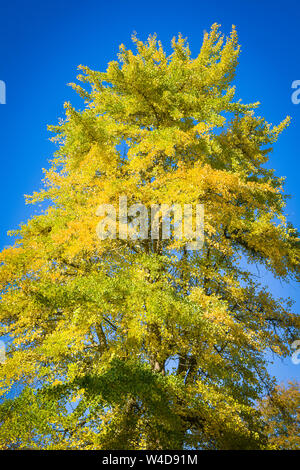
[{"xmin": 0, "ymin": 0, "xmax": 299, "ymax": 383}]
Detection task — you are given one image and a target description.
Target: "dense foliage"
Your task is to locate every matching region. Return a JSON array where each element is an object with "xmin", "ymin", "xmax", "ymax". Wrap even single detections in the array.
[
  {"xmin": 259, "ymin": 381, "xmax": 300, "ymax": 449},
  {"xmin": 0, "ymin": 25, "xmax": 299, "ymax": 449}
]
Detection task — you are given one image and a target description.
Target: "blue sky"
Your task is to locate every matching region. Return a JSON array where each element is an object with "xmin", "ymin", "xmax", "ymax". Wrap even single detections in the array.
[{"xmin": 0, "ymin": 0, "xmax": 299, "ymax": 383}]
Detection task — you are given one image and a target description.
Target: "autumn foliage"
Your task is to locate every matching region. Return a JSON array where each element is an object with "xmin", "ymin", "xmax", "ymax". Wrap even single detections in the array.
[{"xmin": 0, "ymin": 25, "xmax": 299, "ymax": 449}]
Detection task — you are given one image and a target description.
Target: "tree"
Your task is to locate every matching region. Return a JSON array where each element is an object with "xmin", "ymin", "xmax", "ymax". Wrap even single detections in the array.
[
  {"xmin": 0, "ymin": 24, "xmax": 299, "ymax": 450},
  {"xmin": 259, "ymin": 382, "xmax": 300, "ymax": 449}
]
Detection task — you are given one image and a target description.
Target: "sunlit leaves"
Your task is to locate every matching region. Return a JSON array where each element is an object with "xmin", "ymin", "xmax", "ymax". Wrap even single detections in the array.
[{"xmin": 0, "ymin": 25, "xmax": 299, "ymax": 450}]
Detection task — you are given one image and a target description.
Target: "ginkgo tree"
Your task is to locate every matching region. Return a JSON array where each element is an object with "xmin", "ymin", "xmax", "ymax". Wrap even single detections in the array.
[
  {"xmin": 259, "ymin": 381, "xmax": 300, "ymax": 449},
  {"xmin": 0, "ymin": 24, "xmax": 299, "ymax": 450}
]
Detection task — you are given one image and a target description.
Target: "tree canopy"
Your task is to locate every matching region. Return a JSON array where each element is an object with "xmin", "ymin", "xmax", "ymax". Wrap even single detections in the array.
[
  {"xmin": 259, "ymin": 381, "xmax": 300, "ymax": 449},
  {"xmin": 0, "ymin": 24, "xmax": 299, "ymax": 450}
]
